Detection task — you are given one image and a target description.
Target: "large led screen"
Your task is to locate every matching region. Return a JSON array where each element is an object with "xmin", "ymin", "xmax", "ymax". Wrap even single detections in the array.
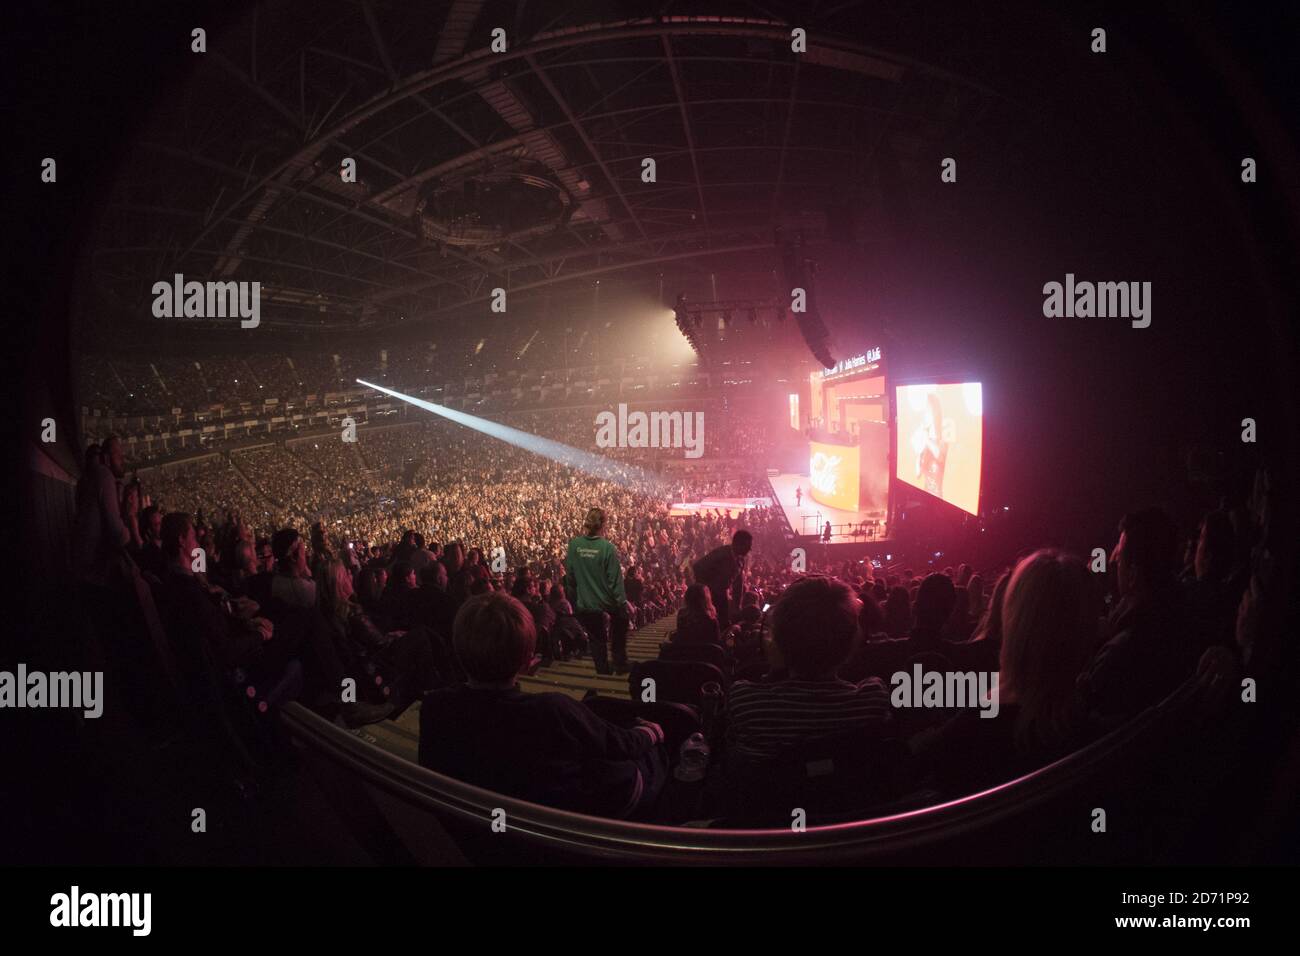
[{"xmin": 896, "ymin": 382, "xmax": 983, "ymax": 515}]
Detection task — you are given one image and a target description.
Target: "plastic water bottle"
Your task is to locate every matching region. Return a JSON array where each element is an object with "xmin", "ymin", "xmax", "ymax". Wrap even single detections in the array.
[{"xmin": 674, "ymin": 732, "xmax": 711, "ymax": 782}]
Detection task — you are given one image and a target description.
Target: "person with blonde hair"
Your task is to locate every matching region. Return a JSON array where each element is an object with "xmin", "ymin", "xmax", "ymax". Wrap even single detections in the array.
[
  {"xmin": 317, "ymin": 558, "xmax": 439, "ymax": 718},
  {"xmin": 673, "ymin": 582, "xmax": 723, "ymax": 645},
  {"xmin": 913, "ymin": 550, "xmax": 1104, "ymax": 794},
  {"xmin": 998, "ymin": 550, "xmax": 1104, "ymax": 751},
  {"xmin": 563, "ymin": 507, "xmax": 630, "ymax": 675}
]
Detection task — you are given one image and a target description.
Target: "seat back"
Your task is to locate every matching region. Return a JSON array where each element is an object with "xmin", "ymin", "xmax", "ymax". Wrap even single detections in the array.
[
  {"xmin": 733, "ymin": 659, "xmax": 772, "ymax": 683},
  {"xmin": 728, "ymin": 731, "xmax": 910, "ymax": 825},
  {"xmin": 628, "ymin": 659, "xmax": 725, "ymax": 708},
  {"xmin": 659, "ymin": 640, "xmax": 728, "ymax": 674}
]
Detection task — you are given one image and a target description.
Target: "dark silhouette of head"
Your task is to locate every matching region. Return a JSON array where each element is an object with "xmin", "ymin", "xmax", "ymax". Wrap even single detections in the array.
[{"xmin": 913, "ymin": 573, "xmax": 957, "ymax": 633}]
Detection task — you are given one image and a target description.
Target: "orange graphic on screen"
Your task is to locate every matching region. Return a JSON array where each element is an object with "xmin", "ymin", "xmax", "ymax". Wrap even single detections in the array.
[
  {"xmin": 895, "ymin": 383, "xmax": 982, "ymax": 515},
  {"xmin": 809, "ymin": 441, "xmax": 860, "ymax": 512}
]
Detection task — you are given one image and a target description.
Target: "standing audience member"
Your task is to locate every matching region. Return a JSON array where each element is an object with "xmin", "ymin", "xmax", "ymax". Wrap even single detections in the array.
[
  {"xmin": 691, "ymin": 529, "xmax": 752, "ymax": 631},
  {"xmin": 73, "ymin": 434, "xmax": 130, "ymax": 586},
  {"xmin": 564, "ymin": 508, "xmax": 630, "ymax": 675}
]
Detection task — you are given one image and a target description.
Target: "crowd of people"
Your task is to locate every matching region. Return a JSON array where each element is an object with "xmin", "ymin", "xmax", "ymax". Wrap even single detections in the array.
[
  {"xmin": 72, "ymin": 420, "xmax": 1284, "ymax": 828},
  {"xmin": 128, "ymin": 415, "xmax": 779, "ymax": 580},
  {"xmin": 74, "ymin": 424, "xmax": 789, "ymax": 710},
  {"xmin": 412, "ymin": 480, "xmax": 1279, "ymax": 821}
]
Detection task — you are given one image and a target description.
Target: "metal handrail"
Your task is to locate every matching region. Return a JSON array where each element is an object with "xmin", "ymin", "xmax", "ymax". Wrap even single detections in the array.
[{"xmin": 280, "ymin": 677, "xmax": 1203, "ymax": 864}]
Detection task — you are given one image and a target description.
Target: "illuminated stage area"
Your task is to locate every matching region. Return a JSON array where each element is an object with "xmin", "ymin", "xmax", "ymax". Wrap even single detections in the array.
[
  {"xmin": 668, "ymin": 496, "xmax": 772, "ymax": 517},
  {"xmin": 769, "ymin": 472, "xmax": 888, "ymax": 542}
]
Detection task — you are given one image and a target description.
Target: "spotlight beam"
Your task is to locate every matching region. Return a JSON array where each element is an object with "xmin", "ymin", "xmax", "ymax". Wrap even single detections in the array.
[{"xmin": 355, "ymin": 379, "xmax": 667, "ymax": 494}]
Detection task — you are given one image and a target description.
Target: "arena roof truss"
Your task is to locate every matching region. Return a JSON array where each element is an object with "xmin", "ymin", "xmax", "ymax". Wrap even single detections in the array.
[{"xmin": 86, "ymin": 1, "xmax": 1005, "ymax": 336}]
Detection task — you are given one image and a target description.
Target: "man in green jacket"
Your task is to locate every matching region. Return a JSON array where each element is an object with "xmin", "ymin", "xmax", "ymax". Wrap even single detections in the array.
[{"xmin": 564, "ymin": 508, "xmax": 630, "ymax": 675}]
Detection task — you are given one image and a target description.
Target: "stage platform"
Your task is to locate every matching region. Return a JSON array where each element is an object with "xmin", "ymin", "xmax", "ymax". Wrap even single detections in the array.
[{"xmin": 768, "ymin": 472, "xmax": 888, "ymax": 544}]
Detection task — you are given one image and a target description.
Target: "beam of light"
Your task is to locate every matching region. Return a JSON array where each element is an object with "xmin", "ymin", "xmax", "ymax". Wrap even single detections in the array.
[{"xmin": 356, "ymin": 379, "xmax": 668, "ymax": 494}]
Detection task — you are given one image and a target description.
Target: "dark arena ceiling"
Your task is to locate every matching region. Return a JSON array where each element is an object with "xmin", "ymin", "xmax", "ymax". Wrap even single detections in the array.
[{"xmin": 80, "ymin": 0, "xmax": 1018, "ymax": 343}]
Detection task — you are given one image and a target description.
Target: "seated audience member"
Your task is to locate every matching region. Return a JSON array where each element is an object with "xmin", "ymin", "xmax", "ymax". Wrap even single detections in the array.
[
  {"xmin": 673, "ymin": 583, "xmax": 724, "ymax": 645},
  {"xmin": 408, "ymin": 532, "xmax": 437, "ymax": 573},
  {"xmin": 392, "ymin": 530, "xmax": 417, "ymax": 564},
  {"xmin": 151, "ymin": 511, "xmax": 271, "ymax": 687},
  {"xmin": 412, "ymin": 563, "xmax": 458, "ymax": 637},
  {"xmin": 543, "ymin": 582, "xmax": 588, "ymax": 659},
  {"xmin": 441, "ymin": 541, "xmax": 471, "ymax": 604},
  {"xmin": 910, "ymin": 573, "xmax": 957, "ymax": 651},
  {"xmin": 255, "ymin": 537, "xmax": 275, "ymax": 575},
  {"xmin": 422, "ymin": 560, "xmax": 449, "ymax": 593},
  {"xmin": 733, "ymin": 590, "xmax": 765, "ymax": 661},
  {"xmin": 120, "ymin": 482, "xmax": 144, "ymax": 552},
  {"xmin": 467, "ymin": 563, "xmax": 493, "ymax": 596},
  {"xmin": 1079, "ymin": 508, "xmax": 1198, "ymax": 721},
  {"xmin": 624, "ymin": 564, "xmax": 645, "ymax": 625},
  {"xmin": 223, "ymin": 540, "xmax": 259, "ymax": 599},
  {"xmin": 270, "ymin": 528, "xmax": 317, "ymax": 609},
  {"xmin": 736, "ymin": 590, "xmax": 763, "ymax": 628},
  {"xmin": 725, "ymin": 576, "xmax": 891, "ymax": 764},
  {"xmin": 859, "ymin": 573, "xmax": 958, "ymax": 676},
  {"xmin": 837, "ymin": 591, "xmax": 890, "ymax": 682},
  {"xmin": 316, "ymin": 559, "xmax": 439, "ymax": 715},
  {"xmin": 957, "ymin": 570, "xmax": 1010, "ymax": 672},
  {"xmin": 943, "ymin": 584, "xmax": 975, "ymax": 642},
  {"xmin": 380, "ymin": 559, "xmax": 420, "ymax": 629},
  {"xmin": 912, "ymin": 550, "xmax": 1105, "ymax": 794},
  {"xmin": 172, "ymin": 514, "xmax": 366, "ymax": 706},
  {"xmin": 355, "ymin": 566, "xmax": 388, "ymax": 626},
  {"xmin": 966, "ymin": 573, "xmax": 986, "ymax": 623},
  {"xmin": 511, "ymin": 568, "xmax": 558, "ymax": 661},
  {"xmin": 419, "ymin": 592, "xmax": 669, "ymax": 818},
  {"xmin": 151, "ymin": 515, "xmax": 390, "ymax": 733},
  {"xmin": 134, "ymin": 504, "xmax": 167, "ymax": 580},
  {"xmin": 1184, "ymin": 508, "xmax": 1245, "ymax": 653},
  {"xmin": 883, "ymin": 586, "xmax": 911, "ymax": 640},
  {"xmin": 308, "ymin": 521, "xmax": 334, "ymax": 578}
]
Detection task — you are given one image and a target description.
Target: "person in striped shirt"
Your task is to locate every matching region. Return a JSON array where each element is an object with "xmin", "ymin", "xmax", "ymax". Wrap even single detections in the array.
[{"xmin": 725, "ymin": 575, "xmax": 892, "ymax": 763}]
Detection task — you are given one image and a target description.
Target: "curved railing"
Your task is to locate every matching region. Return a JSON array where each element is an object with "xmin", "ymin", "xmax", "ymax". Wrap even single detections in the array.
[{"xmin": 280, "ymin": 675, "xmax": 1210, "ymax": 865}]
